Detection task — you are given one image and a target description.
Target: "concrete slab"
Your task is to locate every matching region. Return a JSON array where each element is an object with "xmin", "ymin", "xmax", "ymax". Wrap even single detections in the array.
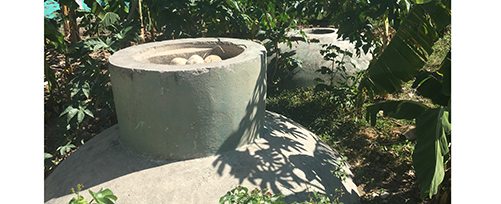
[{"xmin": 45, "ymin": 111, "xmax": 360, "ymax": 203}]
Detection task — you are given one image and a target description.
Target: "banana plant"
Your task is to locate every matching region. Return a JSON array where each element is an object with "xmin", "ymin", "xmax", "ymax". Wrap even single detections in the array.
[{"xmin": 360, "ymin": 0, "xmax": 451, "ymax": 200}]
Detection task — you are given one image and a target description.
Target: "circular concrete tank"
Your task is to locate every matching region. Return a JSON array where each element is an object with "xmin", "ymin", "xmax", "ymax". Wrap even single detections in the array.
[
  {"xmin": 278, "ymin": 27, "xmax": 373, "ymax": 89},
  {"xmin": 108, "ymin": 38, "xmax": 267, "ymax": 160},
  {"xmin": 44, "ymin": 112, "xmax": 360, "ymax": 204},
  {"xmin": 45, "ymin": 38, "xmax": 361, "ymax": 203}
]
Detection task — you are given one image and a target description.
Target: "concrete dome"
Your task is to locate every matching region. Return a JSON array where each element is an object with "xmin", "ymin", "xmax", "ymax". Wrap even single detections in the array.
[
  {"xmin": 44, "ymin": 112, "xmax": 360, "ymax": 203},
  {"xmin": 278, "ymin": 28, "xmax": 373, "ymax": 89}
]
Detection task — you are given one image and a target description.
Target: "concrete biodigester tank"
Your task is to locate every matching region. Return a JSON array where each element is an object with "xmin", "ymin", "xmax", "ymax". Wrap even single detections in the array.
[
  {"xmin": 44, "ymin": 38, "xmax": 361, "ymax": 203},
  {"xmin": 279, "ymin": 27, "xmax": 373, "ymax": 89}
]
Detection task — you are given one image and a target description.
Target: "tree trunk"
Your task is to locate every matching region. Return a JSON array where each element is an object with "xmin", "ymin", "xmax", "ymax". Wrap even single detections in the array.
[
  {"xmin": 138, "ymin": 0, "xmax": 146, "ymax": 43},
  {"xmin": 60, "ymin": 3, "xmax": 80, "ymax": 43},
  {"xmin": 146, "ymin": 5, "xmax": 156, "ymax": 40}
]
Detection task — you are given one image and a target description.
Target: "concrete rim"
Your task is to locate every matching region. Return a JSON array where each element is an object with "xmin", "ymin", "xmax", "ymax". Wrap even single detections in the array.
[
  {"xmin": 109, "ymin": 38, "xmax": 266, "ymax": 72},
  {"xmin": 303, "ymin": 27, "xmax": 337, "ymax": 35},
  {"xmin": 285, "ymin": 27, "xmax": 339, "ymax": 40}
]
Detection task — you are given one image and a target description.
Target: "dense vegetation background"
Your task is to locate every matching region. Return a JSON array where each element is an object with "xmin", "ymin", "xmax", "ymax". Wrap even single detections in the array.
[{"xmin": 44, "ymin": 0, "xmax": 451, "ymax": 203}]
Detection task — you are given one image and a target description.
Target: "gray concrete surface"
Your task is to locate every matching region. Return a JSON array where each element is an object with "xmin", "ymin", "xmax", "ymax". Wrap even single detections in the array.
[
  {"xmin": 277, "ymin": 27, "xmax": 373, "ymax": 89},
  {"xmin": 109, "ymin": 38, "xmax": 267, "ymax": 160},
  {"xmin": 44, "ymin": 111, "xmax": 360, "ymax": 204}
]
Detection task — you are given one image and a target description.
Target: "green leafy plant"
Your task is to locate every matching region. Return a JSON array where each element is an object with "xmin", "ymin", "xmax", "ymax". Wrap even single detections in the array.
[
  {"xmin": 331, "ymin": 155, "xmax": 350, "ymax": 182},
  {"xmin": 298, "ymin": 0, "xmax": 411, "ymax": 57},
  {"xmin": 219, "ymin": 186, "xmax": 285, "ymax": 204},
  {"xmin": 360, "ymin": 0, "xmax": 451, "ymax": 200},
  {"xmin": 304, "ymin": 190, "xmax": 344, "ymax": 204},
  {"xmin": 69, "ymin": 184, "xmax": 118, "ymax": 204},
  {"xmin": 44, "ymin": 0, "xmax": 140, "ymax": 174},
  {"xmin": 44, "ymin": 152, "xmax": 54, "ymax": 172},
  {"xmin": 316, "ymin": 44, "xmax": 355, "ymax": 87},
  {"xmin": 312, "ymin": 43, "xmax": 365, "ymax": 121},
  {"xmin": 56, "ymin": 141, "xmax": 77, "ymax": 156},
  {"xmin": 220, "ymin": 186, "xmax": 345, "ymax": 204}
]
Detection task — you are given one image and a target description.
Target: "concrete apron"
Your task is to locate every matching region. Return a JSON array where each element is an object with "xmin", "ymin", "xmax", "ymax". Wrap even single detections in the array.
[{"xmin": 44, "ymin": 111, "xmax": 360, "ymax": 204}]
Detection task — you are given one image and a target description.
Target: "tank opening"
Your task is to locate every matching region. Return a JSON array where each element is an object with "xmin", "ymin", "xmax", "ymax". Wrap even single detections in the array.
[
  {"xmin": 304, "ymin": 28, "xmax": 335, "ymax": 35},
  {"xmin": 143, "ymin": 42, "xmax": 245, "ymax": 65}
]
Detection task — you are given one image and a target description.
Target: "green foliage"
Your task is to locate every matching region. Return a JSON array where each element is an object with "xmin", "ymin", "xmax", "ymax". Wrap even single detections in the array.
[
  {"xmin": 69, "ymin": 195, "xmax": 89, "ymax": 204},
  {"xmin": 317, "ymin": 44, "xmax": 355, "ymax": 87},
  {"xmin": 57, "ymin": 141, "xmax": 77, "ymax": 156},
  {"xmin": 45, "ymin": 17, "xmax": 67, "ymax": 53},
  {"xmin": 219, "ymin": 186, "xmax": 285, "ymax": 204},
  {"xmin": 100, "ymin": 12, "xmax": 120, "ymax": 28},
  {"xmin": 44, "ymin": 152, "xmax": 54, "ymax": 172},
  {"xmin": 331, "ymin": 155, "xmax": 350, "ymax": 182},
  {"xmin": 412, "ymin": 51, "xmax": 451, "ymax": 106},
  {"xmin": 312, "ymin": 43, "xmax": 365, "ymax": 120},
  {"xmin": 309, "ymin": 0, "xmax": 410, "ymax": 56},
  {"xmin": 89, "ymin": 189, "xmax": 118, "ymax": 204},
  {"xmin": 413, "ymin": 108, "xmax": 450, "ymax": 198},
  {"xmin": 69, "ymin": 184, "xmax": 118, "ymax": 204},
  {"xmin": 359, "ymin": 0, "xmax": 451, "ymax": 95},
  {"xmin": 45, "ymin": 0, "xmax": 140, "ymax": 173},
  {"xmin": 304, "ymin": 190, "xmax": 344, "ymax": 204},
  {"xmin": 219, "ymin": 186, "xmax": 345, "ymax": 204},
  {"xmin": 360, "ymin": 0, "xmax": 451, "ymax": 199},
  {"xmin": 366, "ymin": 100, "xmax": 450, "ymax": 199}
]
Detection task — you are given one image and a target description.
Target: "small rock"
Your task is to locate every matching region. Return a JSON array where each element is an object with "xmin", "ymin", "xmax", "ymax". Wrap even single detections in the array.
[
  {"xmin": 170, "ymin": 57, "xmax": 187, "ymax": 65},
  {"xmin": 186, "ymin": 54, "xmax": 204, "ymax": 64},
  {"xmin": 204, "ymin": 55, "xmax": 222, "ymax": 63}
]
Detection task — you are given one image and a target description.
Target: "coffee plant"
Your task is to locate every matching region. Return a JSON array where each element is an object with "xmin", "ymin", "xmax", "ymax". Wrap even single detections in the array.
[{"xmin": 68, "ymin": 184, "xmax": 118, "ymax": 204}]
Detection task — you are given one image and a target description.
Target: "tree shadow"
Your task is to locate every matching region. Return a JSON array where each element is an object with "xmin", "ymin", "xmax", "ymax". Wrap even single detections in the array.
[
  {"xmin": 212, "ymin": 112, "xmax": 360, "ymax": 203},
  {"xmin": 44, "ymin": 125, "xmax": 173, "ymax": 201},
  {"xmin": 216, "ymin": 48, "xmax": 267, "ymax": 153}
]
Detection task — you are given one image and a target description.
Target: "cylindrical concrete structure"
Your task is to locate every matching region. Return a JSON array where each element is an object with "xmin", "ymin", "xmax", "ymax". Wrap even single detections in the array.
[
  {"xmin": 278, "ymin": 27, "xmax": 372, "ymax": 89},
  {"xmin": 109, "ymin": 38, "xmax": 267, "ymax": 160}
]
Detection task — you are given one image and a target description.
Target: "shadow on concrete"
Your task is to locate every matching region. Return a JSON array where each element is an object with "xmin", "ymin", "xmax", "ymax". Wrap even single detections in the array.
[
  {"xmin": 212, "ymin": 112, "xmax": 359, "ymax": 203},
  {"xmin": 216, "ymin": 49, "xmax": 267, "ymax": 153},
  {"xmin": 43, "ymin": 125, "xmax": 174, "ymax": 201}
]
